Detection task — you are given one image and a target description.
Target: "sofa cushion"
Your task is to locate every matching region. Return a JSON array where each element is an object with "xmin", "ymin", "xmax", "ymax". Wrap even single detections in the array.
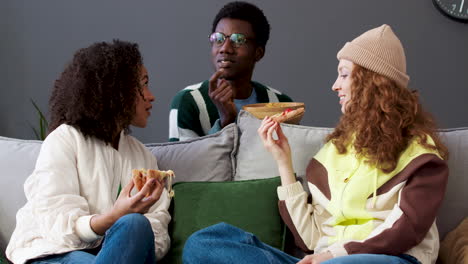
[
  {"xmin": 0, "ymin": 136, "xmax": 42, "ymax": 253},
  {"xmin": 146, "ymin": 123, "xmax": 238, "ymax": 183},
  {"xmin": 161, "ymin": 177, "xmax": 284, "ymax": 264},
  {"xmin": 235, "ymin": 110, "xmax": 332, "ymax": 188}
]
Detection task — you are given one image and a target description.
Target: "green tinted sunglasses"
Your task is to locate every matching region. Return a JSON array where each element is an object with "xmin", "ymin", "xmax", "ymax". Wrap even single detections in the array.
[{"xmin": 209, "ymin": 32, "xmax": 251, "ymax": 47}]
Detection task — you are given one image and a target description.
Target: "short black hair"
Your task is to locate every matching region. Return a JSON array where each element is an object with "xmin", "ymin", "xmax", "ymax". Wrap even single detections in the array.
[
  {"xmin": 212, "ymin": 1, "xmax": 270, "ymax": 48},
  {"xmin": 48, "ymin": 39, "xmax": 143, "ymax": 144}
]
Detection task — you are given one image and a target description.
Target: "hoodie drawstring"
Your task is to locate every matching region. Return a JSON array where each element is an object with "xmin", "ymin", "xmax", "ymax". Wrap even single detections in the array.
[{"xmin": 371, "ymin": 170, "xmax": 378, "ymax": 208}]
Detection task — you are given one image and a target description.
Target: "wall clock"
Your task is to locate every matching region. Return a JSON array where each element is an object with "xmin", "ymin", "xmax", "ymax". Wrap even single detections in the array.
[{"xmin": 433, "ymin": 0, "xmax": 468, "ymax": 22}]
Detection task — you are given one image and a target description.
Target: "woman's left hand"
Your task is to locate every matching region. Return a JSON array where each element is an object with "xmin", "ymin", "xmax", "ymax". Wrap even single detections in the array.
[
  {"xmin": 90, "ymin": 178, "xmax": 165, "ymax": 235},
  {"xmin": 113, "ymin": 178, "xmax": 164, "ymax": 217},
  {"xmin": 297, "ymin": 251, "xmax": 333, "ymax": 264}
]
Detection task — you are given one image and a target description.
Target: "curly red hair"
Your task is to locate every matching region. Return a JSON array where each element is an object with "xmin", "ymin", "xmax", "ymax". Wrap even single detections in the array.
[{"xmin": 326, "ymin": 64, "xmax": 448, "ymax": 173}]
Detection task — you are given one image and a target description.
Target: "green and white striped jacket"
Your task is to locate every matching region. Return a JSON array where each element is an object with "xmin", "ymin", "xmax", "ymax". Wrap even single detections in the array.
[{"xmin": 169, "ymin": 80, "xmax": 293, "ymax": 141}]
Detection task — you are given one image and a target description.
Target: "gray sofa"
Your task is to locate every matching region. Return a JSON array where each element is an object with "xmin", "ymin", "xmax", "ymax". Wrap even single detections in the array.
[{"xmin": 1, "ymin": 111, "xmax": 467, "ymax": 263}]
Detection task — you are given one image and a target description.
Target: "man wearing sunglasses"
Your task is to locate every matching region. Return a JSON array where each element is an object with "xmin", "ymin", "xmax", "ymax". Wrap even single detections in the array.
[{"xmin": 169, "ymin": 1, "xmax": 293, "ymax": 141}]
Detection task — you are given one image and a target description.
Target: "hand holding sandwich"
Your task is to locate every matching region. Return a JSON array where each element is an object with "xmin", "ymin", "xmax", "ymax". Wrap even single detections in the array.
[{"xmin": 90, "ymin": 177, "xmax": 164, "ymax": 235}]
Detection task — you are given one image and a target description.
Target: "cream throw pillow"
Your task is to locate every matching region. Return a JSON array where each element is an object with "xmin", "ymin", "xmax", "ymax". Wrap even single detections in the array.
[{"xmin": 438, "ymin": 217, "xmax": 468, "ymax": 264}]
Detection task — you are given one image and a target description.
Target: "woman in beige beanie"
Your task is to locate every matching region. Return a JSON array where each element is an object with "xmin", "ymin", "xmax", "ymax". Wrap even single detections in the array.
[{"xmin": 183, "ymin": 25, "xmax": 449, "ymax": 264}]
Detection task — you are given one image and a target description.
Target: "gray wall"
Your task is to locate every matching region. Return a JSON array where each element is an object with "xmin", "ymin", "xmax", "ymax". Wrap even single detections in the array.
[{"xmin": 1, "ymin": 0, "xmax": 467, "ymax": 143}]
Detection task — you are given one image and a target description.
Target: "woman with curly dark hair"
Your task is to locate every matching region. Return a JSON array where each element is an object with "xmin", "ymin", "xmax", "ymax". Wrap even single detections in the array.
[
  {"xmin": 183, "ymin": 25, "xmax": 449, "ymax": 264},
  {"xmin": 6, "ymin": 40, "xmax": 171, "ymax": 264}
]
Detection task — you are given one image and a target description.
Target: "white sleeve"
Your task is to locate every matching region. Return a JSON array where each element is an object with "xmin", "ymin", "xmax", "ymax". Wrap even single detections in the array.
[
  {"xmin": 24, "ymin": 128, "xmax": 100, "ymax": 247},
  {"xmin": 145, "ymin": 189, "xmax": 172, "ymax": 260},
  {"xmin": 142, "ymin": 148, "xmax": 172, "ymax": 260},
  {"xmin": 277, "ymin": 181, "xmax": 320, "ymax": 251}
]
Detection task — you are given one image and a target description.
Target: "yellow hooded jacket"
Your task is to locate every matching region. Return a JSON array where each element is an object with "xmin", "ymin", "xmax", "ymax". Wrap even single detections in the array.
[{"xmin": 277, "ymin": 137, "xmax": 448, "ymax": 264}]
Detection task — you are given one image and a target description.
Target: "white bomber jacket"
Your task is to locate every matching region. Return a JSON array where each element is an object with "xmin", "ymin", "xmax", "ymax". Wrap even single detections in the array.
[{"xmin": 6, "ymin": 124, "xmax": 171, "ymax": 264}]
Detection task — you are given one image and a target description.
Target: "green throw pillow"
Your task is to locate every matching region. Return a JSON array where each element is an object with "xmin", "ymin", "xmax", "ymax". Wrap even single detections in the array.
[{"xmin": 160, "ymin": 177, "xmax": 285, "ymax": 264}]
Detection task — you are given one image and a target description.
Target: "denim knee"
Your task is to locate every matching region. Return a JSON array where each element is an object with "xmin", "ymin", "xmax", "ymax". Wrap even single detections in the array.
[
  {"xmin": 183, "ymin": 224, "xmax": 215, "ymax": 252},
  {"xmin": 183, "ymin": 223, "xmax": 227, "ymax": 259},
  {"xmin": 183, "ymin": 222, "xmax": 248, "ymax": 261},
  {"xmin": 109, "ymin": 213, "xmax": 153, "ymax": 242},
  {"xmin": 188, "ymin": 222, "xmax": 249, "ymax": 242},
  {"xmin": 117, "ymin": 213, "xmax": 151, "ymax": 228},
  {"xmin": 205, "ymin": 222, "xmax": 240, "ymax": 235},
  {"xmin": 183, "ymin": 228, "xmax": 209, "ymax": 263}
]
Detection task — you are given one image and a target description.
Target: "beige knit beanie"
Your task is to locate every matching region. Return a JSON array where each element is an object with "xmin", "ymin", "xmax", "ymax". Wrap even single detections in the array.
[{"xmin": 337, "ymin": 24, "xmax": 410, "ymax": 88}]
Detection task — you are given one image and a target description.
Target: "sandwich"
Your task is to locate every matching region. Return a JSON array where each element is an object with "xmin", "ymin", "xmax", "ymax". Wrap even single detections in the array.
[
  {"xmin": 270, "ymin": 107, "xmax": 305, "ymax": 123},
  {"xmin": 132, "ymin": 169, "xmax": 175, "ymax": 197}
]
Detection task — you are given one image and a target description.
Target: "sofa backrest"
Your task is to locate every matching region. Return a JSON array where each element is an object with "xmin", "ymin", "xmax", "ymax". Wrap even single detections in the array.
[
  {"xmin": 146, "ymin": 123, "xmax": 238, "ymax": 183},
  {"xmin": 0, "ymin": 137, "xmax": 42, "ymax": 253},
  {"xmin": 437, "ymin": 128, "xmax": 468, "ymax": 237}
]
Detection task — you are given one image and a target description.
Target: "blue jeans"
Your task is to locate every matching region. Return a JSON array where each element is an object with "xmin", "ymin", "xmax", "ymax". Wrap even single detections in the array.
[
  {"xmin": 30, "ymin": 213, "xmax": 156, "ymax": 264},
  {"xmin": 183, "ymin": 222, "xmax": 420, "ymax": 264}
]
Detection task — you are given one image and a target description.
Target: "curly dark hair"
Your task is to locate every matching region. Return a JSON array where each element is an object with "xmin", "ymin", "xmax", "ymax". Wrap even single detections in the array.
[
  {"xmin": 48, "ymin": 39, "xmax": 143, "ymax": 144},
  {"xmin": 212, "ymin": 1, "xmax": 270, "ymax": 48},
  {"xmin": 327, "ymin": 64, "xmax": 448, "ymax": 173}
]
